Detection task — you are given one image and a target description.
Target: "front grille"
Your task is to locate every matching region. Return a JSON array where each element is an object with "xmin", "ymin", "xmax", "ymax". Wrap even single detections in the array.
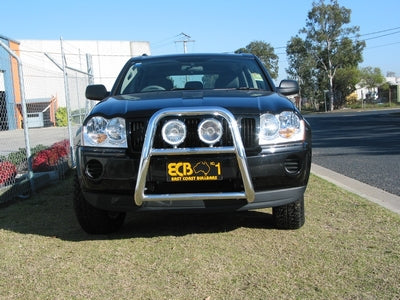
[
  {"xmin": 131, "ymin": 120, "xmax": 147, "ymax": 152},
  {"xmin": 240, "ymin": 117, "xmax": 256, "ymax": 147},
  {"xmin": 129, "ymin": 116, "xmax": 257, "ymax": 151}
]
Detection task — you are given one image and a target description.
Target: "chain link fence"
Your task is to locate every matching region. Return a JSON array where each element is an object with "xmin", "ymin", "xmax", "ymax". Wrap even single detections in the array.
[{"xmin": 0, "ymin": 39, "xmax": 94, "ymax": 206}]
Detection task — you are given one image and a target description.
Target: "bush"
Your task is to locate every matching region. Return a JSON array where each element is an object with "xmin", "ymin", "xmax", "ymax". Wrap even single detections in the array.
[
  {"xmin": 346, "ymin": 93, "xmax": 358, "ymax": 106},
  {"xmin": 5, "ymin": 148, "xmax": 27, "ymax": 166},
  {"xmin": 32, "ymin": 139, "xmax": 70, "ymax": 172},
  {"xmin": 56, "ymin": 107, "xmax": 68, "ymax": 127},
  {"xmin": 5, "ymin": 145, "xmax": 46, "ymax": 166},
  {"xmin": 0, "ymin": 161, "xmax": 17, "ymax": 186},
  {"xmin": 0, "ymin": 140, "xmax": 70, "ymax": 184}
]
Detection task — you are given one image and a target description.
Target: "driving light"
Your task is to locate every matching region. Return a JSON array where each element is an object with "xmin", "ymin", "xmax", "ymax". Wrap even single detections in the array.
[
  {"xmin": 198, "ymin": 118, "xmax": 223, "ymax": 145},
  {"xmin": 83, "ymin": 116, "xmax": 127, "ymax": 148},
  {"xmin": 259, "ymin": 111, "xmax": 304, "ymax": 145},
  {"xmin": 162, "ymin": 119, "xmax": 186, "ymax": 146}
]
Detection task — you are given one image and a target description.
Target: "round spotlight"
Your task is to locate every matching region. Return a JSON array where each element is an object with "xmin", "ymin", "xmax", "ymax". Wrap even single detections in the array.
[
  {"xmin": 198, "ymin": 118, "xmax": 223, "ymax": 145},
  {"xmin": 162, "ymin": 119, "xmax": 186, "ymax": 146}
]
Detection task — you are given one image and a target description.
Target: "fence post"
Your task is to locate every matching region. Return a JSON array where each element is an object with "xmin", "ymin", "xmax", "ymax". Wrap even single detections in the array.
[
  {"xmin": 86, "ymin": 53, "xmax": 94, "ymax": 113},
  {"xmin": 60, "ymin": 37, "xmax": 76, "ymax": 167},
  {"xmin": 0, "ymin": 40, "xmax": 35, "ymax": 192}
]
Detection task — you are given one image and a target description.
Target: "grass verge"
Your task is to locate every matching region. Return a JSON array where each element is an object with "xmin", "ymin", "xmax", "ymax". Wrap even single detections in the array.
[{"xmin": 0, "ymin": 174, "xmax": 399, "ymax": 299}]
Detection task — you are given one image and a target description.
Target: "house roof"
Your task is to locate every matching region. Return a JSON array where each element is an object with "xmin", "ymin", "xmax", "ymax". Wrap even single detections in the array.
[
  {"xmin": 0, "ymin": 35, "xmax": 20, "ymax": 44},
  {"xmin": 25, "ymin": 97, "xmax": 55, "ymax": 104}
]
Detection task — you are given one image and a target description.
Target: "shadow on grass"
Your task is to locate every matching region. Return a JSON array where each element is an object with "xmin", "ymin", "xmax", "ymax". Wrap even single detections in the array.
[{"xmin": 0, "ymin": 174, "xmax": 275, "ymax": 242}]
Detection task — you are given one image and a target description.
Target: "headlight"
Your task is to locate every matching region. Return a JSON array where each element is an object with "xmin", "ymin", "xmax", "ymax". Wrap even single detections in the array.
[
  {"xmin": 106, "ymin": 117, "xmax": 126, "ymax": 142},
  {"xmin": 259, "ymin": 111, "xmax": 304, "ymax": 145},
  {"xmin": 83, "ymin": 116, "xmax": 127, "ymax": 148},
  {"xmin": 259, "ymin": 113, "xmax": 280, "ymax": 140},
  {"xmin": 162, "ymin": 119, "xmax": 186, "ymax": 146},
  {"xmin": 198, "ymin": 118, "xmax": 223, "ymax": 146}
]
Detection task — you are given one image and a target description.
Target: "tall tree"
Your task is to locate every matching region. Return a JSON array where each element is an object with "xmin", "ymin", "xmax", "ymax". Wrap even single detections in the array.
[
  {"xmin": 290, "ymin": 0, "xmax": 365, "ymax": 110},
  {"xmin": 286, "ymin": 36, "xmax": 321, "ymax": 110},
  {"xmin": 235, "ymin": 41, "xmax": 279, "ymax": 79},
  {"xmin": 359, "ymin": 66, "xmax": 385, "ymax": 90}
]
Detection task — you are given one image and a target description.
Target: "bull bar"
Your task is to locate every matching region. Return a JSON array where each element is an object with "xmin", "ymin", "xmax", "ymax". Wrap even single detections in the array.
[{"xmin": 134, "ymin": 106, "xmax": 255, "ymax": 206}]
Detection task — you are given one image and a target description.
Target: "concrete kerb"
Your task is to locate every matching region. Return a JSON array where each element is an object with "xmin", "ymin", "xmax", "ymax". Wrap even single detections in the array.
[{"xmin": 311, "ymin": 163, "xmax": 400, "ymax": 215}]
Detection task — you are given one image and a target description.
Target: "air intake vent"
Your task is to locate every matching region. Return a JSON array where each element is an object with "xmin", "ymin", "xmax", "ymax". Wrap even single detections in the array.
[
  {"xmin": 240, "ymin": 118, "xmax": 256, "ymax": 147},
  {"xmin": 85, "ymin": 159, "xmax": 103, "ymax": 179},
  {"xmin": 284, "ymin": 156, "xmax": 301, "ymax": 174}
]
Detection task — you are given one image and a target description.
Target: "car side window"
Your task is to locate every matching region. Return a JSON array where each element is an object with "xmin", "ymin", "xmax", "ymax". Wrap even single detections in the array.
[{"xmin": 120, "ymin": 65, "xmax": 139, "ymax": 94}]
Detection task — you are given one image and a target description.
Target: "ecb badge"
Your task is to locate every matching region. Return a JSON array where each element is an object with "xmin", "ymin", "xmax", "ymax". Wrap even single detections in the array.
[{"xmin": 167, "ymin": 160, "xmax": 222, "ymax": 182}]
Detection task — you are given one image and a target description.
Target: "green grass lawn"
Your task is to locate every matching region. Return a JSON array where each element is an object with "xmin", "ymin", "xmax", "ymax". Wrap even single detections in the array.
[{"xmin": 0, "ymin": 174, "xmax": 399, "ymax": 299}]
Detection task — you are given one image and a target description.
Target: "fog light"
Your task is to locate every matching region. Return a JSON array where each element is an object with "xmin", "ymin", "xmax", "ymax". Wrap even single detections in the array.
[
  {"xmin": 162, "ymin": 119, "xmax": 186, "ymax": 146},
  {"xmin": 198, "ymin": 118, "xmax": 223, "ymax": 145}
]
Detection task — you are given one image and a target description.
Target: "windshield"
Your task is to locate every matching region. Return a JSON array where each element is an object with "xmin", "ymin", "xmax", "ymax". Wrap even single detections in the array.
[{"xmin": 116, "ymin": 56, "xmax": 272, "ymax": 95}]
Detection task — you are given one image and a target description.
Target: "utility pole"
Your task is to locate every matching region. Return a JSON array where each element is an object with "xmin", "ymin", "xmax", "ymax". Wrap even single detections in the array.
[{"xmin": 175, "ymin": 32, "xmax": 195, "ymax": 53}]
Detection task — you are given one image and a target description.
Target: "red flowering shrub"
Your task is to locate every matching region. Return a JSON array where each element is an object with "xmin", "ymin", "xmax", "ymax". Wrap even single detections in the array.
[
  {"xmin": 32, "ymin": 139, "xmax": 70, "ymax": 172},
  {"xmin": 0, "ymin": 161, "xmax": 17, "ymax": 185}
]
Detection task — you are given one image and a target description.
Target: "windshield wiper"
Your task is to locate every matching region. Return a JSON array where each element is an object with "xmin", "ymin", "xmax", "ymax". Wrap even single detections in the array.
[{"xmin": 236, "ymin": 87, "xmax": 261, "ymax": 90}]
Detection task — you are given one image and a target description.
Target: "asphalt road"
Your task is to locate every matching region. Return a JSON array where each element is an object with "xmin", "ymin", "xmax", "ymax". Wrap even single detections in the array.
[{"xmin": 305, "ymin": 108, "xmax": 400, "ymax": 196}]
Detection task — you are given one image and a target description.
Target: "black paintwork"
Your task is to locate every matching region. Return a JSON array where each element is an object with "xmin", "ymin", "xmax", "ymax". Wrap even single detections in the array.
[{"xmin": 75, "ymin": 53, "xmax": 312, "ymax": 212}]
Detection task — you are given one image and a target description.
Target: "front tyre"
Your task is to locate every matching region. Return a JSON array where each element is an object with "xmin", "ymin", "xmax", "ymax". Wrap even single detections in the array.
[
  {"xmin": 273, "ymin": 196, "xmax": 305, "ymax": 229},
  {"xmin": 73, "ymin": 173, "xmax": 126, "ymax": 234}
]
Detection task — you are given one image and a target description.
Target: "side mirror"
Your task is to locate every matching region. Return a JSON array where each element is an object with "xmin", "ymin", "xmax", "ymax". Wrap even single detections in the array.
[
  {"xmin": 277, "ymin": 80, "xmax": 299, "ymax": 96},
  {"xmin": 85, "ymin": 84, "xmax": 109, "ymax": 100}
]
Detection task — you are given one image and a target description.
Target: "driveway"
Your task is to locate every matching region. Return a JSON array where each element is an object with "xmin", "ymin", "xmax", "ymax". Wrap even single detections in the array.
[{"xmin": 0, "ymin": 127, "xmax": 77, "ymax": 156}]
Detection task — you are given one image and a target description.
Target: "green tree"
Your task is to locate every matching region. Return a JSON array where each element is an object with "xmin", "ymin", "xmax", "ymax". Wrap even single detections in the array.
[
  {"xmin": 333, "ymin": 67, "xmax": 361, "ymax": 107},
  {"xmin": 235, "ymin": 41, "xmax": 279, "ymax": 79},
  {"xmin": 55, "ymin": 107, "xmax": 68, "ymax": 127},
  {"xmin": 288, "ymin": 0, "xmax": 365, "ymax": 110},
  {"xmin": 358, "ymin": 66, "xmax": 385, "ymax": 90},
  {"xmin": 358, "ymin": 66, "xmax": 386, "ymax": 103},
  {"xmin": 286, "ymin": 36, "xmax": 321, "ymax": 110}
]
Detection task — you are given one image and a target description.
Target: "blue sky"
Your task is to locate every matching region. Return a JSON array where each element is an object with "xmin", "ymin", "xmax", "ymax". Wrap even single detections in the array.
[{"xmin": 2, "ymin": 0, "xmax": 400, "ymax": 81}]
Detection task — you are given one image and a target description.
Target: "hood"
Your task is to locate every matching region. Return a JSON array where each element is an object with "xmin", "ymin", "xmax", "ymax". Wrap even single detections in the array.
[{"xmin": 88, "ymin": 90, "xmax": 296, "ymax": 119}]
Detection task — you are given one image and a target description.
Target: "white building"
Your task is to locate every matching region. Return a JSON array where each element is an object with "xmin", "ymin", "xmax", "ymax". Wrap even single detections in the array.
[
  {"xmin": 386, "ymin": 76, "xmax": 400, "ymax": 85},
  {"xmin": 355, "ymin": 76, "xmax": 400, "ymax": 101},
  {"xmin": 19, "ymin": 40, "xmax": 151, "ymax": 108}
]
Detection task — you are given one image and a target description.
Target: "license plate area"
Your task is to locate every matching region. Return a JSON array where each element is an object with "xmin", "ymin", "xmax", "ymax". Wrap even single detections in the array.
[{"xmin": 166, "ymin": 159, "xmax": 223, "ymax": 182}]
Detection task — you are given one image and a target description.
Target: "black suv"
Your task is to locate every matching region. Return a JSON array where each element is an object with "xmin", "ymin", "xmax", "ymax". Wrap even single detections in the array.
[{"xmin": 74, "ymin": 53, "xmax": 311, "ymax": 234}]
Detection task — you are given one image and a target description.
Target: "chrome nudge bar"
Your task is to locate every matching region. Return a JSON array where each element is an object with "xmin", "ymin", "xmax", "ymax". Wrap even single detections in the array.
[{"xmin": 134, "ymin": 106, "xmax": 255, "ymax": 206}]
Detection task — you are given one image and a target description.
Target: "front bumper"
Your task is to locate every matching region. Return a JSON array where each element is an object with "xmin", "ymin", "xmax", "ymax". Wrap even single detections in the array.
[
  {"xmin": 77, "ymin": 107, "xmax": 311, "ymax": 212},
  {"xmin": 82, "ymin": 185, "xmax": 307, "ymax": 212},
  {"xmin": 77, "ymin": 141, "xmax": 311, "ymax": 212}
]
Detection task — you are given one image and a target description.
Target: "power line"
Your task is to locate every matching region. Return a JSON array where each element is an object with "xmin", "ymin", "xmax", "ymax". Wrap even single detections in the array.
[
  {"xmin": 152, "ymin": 34, "xmax": 181, "ymax": 46},
  {"xmin": 365, "ymin": 41, "xmax": 400, "ymax": 50},
  {"xmin": 359, "ymin": 26, "xmax": 400, "ymax": 37},
  {"xmin": 274, "ymin": 26, "xmax": 400, "ymax": 53},
  {"xmin": 363, "ymin": 30, "xmax": 400, "ymax": 41}
]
